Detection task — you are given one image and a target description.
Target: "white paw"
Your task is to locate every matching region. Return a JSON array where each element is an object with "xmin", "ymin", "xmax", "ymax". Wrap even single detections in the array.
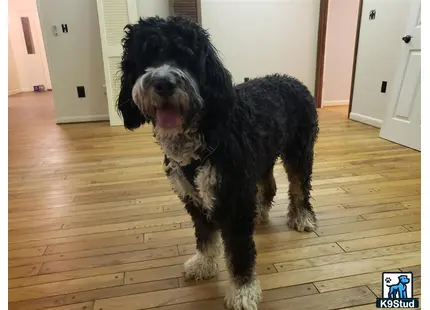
[
  {"xmin": 287, "ymin": 208, "xmax": 317, "ymax": 232},
  {"xmin": 224, "ymin": 278, "xmax": 262, "ymax": 310},
  {"xmin": 184, "ymin": 252, "xmax": 219, "ymax": 281}
]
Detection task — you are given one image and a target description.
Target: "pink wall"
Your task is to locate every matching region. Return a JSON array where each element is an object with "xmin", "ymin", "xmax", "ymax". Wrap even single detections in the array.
[
  {"xmin": 8, "ymin": 0, "xmax": 51, "ymax": 91},
  {"xmin": 8, "ymin": 35, "xmax": 21, "ymax": 94},
  {"xmin": 323, "ymin": 0, "xmax": 360, "ymax": 104}
]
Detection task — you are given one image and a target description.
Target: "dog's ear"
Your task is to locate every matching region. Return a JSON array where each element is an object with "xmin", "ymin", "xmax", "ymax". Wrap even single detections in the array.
[
  {"xmin": 199, "ymin": 41, "xmax": 235, "ymax": 109},
  {"xmin": 117, "ymin": 24, "xmax": 148, "ymax": 130},
  {"xmin": 117, "ymin": 77, "xmax": 147, "ymax": 131}
]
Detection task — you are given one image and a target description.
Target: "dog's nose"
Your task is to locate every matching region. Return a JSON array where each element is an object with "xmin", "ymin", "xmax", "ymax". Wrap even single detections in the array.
[{"xmin": 153, "ymin": 79, "xmax": 175, "ymax": 97}]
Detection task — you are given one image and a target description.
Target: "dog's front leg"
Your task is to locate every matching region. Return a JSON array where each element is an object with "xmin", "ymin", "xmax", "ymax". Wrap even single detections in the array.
[
  {"xmin": 219, "ymin": 195, "xmax": 262, "ymax": 310},
  {"xmin": 183, "ymin": 201, "xmax": 222, "ymax": 281}
]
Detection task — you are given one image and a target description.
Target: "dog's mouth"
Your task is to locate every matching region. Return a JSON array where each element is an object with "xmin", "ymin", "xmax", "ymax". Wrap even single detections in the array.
[{"xmin": 155, "ymin": 106, "xmax": 182, "ymax": 129}]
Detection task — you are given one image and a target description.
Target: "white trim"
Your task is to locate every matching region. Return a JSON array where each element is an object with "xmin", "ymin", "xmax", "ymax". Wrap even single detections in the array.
[
  {"xmin": 349, "ymin": 112, "xmax": 383, "ymax": 128},
  {"xmin": 56, "ymin": 114, "xmax": 109, "ymax": 124},
  {"xmin": 323, "ymin": 100, "xmax": 349, "ymax": 107},
  {"xmin": 105, "ymin": 46, "xmax": 123, "ymax": 57},
  {"xmin": 21, "ymin": 87, "xmax": 35, "ymax": 92},
  {"xmin": 8, "ymin": 89, "xmax": 22, "ymax": 96},
  {"xmin": 127, "ymin": 0, "xmax": 139, "ymax": 23}
]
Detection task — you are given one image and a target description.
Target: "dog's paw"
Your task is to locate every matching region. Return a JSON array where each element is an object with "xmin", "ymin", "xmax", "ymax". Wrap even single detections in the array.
[
  {"xmin": 287, "ymin": 208, "xmax": 317, "ymax": 232},
  {"xmin": 184, "ymin": 253, "xmax": 219, "ymax": 281},
  {"xmin": 224, "ymin": 278, "xmax": 262, "ymax": 310}
]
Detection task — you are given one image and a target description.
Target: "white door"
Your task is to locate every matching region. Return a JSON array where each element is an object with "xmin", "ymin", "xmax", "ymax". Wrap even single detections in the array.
[
  {"xmin": 379, "ymin": 0, "xmax": 421, "ymax": 151},
  {"xmin": 96, "ymin": 0, "xmax": 139, "ymax": 126},
  {"xmin": 8, "ymin": 10, "xmax": 51, "ymax": 90}
]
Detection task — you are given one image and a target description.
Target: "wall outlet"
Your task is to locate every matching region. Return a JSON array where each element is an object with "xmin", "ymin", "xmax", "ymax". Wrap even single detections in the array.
[
  {"xmin": 381, "ymin": 81, "xmax": 387, "ymax": 93},
  {"xmin": 77, "ymin": 86, "xmax": 86, "ymax": 98}
]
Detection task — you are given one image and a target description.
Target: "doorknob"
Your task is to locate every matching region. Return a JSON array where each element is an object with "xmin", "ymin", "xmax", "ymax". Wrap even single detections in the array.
[{"xmin": 402, "ymin": 35, "xmax": 412, "ymax": 43}]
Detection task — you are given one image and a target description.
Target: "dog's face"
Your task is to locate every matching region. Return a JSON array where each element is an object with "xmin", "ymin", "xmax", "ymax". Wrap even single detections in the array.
[
  {"xmin": 117, "ymin": 16, "xmax": 234, "ymax": 134},
  {"xmin": 132, "ymin": 63, "xmax": 202, "ymax": 134},
  {"xmin": 398, "ymin": 275, "xmax": 410, "ymax": 285}
]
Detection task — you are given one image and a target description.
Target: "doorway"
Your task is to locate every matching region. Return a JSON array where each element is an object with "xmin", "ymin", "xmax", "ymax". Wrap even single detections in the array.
[
  {"xmin": 8, "ymin": 1, "xmax": 51, "ymax": 93},
  {"xmin": 314, "ymin": 0, "xmax": 362, "ymax": 117}
]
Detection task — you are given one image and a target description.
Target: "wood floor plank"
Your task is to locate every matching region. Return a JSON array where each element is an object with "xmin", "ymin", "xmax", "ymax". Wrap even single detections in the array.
[
  {"xmin": 257, "ymin": 243, "xmax": 344, "ymax": 264},
  {"xmin": 9, "ymin": 215, "xmax": 190, "ymax": 244},
  {"xmin": 9, "ymin": 255, "xmax": 194, "ymax": 288},
  {"xmin": 316, "ymin": 203, "xmax": 406, "ymax": 220},
  {"xmin": 9, "ymin": 273, "xmax": 124, "ymax": 302},
  {"xmin": 8, "ymin": 223, "xmax": 180, "ymax": 250},
  {"xmin": 338, "ymin": 231, "xmax": 421, "ymax": 252},
  {"xmin": 9, "ymin": 264, "xmax": 42, "ymax": 279},
  {"xmin": 38, "ymin": 246, "xmax": 179, "ymax": 274},
  {"xmin": 314, "ymin": 270, "xmax": 400, "ymax": 292},
  {"xmin": 38, "ymin": 302, "xmax": 94, "ymax": 310},
  {"xmin": 258, "ymin": 286, "xmax": 376, "ymax": 310},
  {"xmin": 275, "ymin": 243, "xmax": 420, "ymax": 272},
  {"xmin": 316, "ymin": 214, "xmax": 420, "ymax": 236},
  {"xmin": 128, "ymin": 283, "xmax": 319, "ymax": 310},
  {"xmin": 44, "ymin": 234, "xmax": 144, "ymax": 254},
  {"xmin": 361, "ymin": 207, "xmax": 420, "ymax": 220},
  {"xmin": 404, "ymin": 223, "xmax": 421, "ymax": 232},
  {"xmin": 257, "ymin": 226, "xmax": 408, "ymax": 253},
  {"xmin": 9, "ymin": 246, "xmax": 47, "ymax": 259},
  {"xmin": 10, "ymin": 236, "xmax": 191, "ymax": 268},
  {"xmin": 400, "ymin": 265, "xmax": 421, "ymax": 276},
  {"xmin": 8, "ymin": 279, "xmax": 178, "ymax": 310}
]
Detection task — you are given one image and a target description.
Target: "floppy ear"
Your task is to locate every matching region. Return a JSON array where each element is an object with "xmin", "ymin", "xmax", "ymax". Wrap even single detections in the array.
[
  {"xmin": 116, "ymin": 24, "xmax": 148, "ymax": 130},
  {"xmin": 117, "ymin": 74, "xmax": 147, "ymax": 131},
  {"xmin": 200, "ymin": 42, "xmax": 235, "ymax": 107}
]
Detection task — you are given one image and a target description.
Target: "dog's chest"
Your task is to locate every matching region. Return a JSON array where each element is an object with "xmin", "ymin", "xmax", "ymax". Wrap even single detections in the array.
[{"xmin": 163, "ymin": 157, "xmax": 217, "ymax": 212}]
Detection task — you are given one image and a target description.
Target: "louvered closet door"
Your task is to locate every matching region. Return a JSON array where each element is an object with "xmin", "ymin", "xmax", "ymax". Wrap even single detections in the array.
[
  {"xmin": 96, "ymin": 0, "xmax": 138, "ymax": 126},
  {"xmin": 170, "ymin": 0, "xmax": 201, "ymax": 24}
]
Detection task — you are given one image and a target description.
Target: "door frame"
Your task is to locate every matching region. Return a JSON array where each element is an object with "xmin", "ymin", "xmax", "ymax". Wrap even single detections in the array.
[
  {"xmin": 9, "ymin": 9, "xmax": 52, "ymax": 91},
  {"xmin": 314, "ymin": 0, "xmax": 364, "ymax": 115}
]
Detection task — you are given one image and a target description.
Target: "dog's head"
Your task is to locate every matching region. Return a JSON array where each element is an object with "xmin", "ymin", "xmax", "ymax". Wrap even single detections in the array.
[
  {"xmin": 398, "ymin": 275, "xmax": 410, "ymax": 285},
  {"xmin": 117, "ymin": 16, "xmax": 234, "ymax": 135}
]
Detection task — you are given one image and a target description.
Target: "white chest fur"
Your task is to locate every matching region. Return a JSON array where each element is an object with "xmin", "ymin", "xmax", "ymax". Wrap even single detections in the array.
[{"xmin": 163, "ymin": 159, "xmax": 218, "ymax": 213}]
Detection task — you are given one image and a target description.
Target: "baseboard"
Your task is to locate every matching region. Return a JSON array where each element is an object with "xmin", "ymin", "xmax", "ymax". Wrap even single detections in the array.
[
  {"xmin": 56, "ymin": 114, "xmax": 109, "ymax": 124},
  {"xmin": 21, "ymin": 87, "xmax": 35, "ymax": 92},
  {"xmin": 349, "ymin": 112, "xmax": 382, "ymax": 128},
  {"xmin": 323, "ymin": 100, "xmax": 349, "ymax": 106},
  {"xmin": 8, "ymin": 89, "xmax": 22, "ymax": 96}
]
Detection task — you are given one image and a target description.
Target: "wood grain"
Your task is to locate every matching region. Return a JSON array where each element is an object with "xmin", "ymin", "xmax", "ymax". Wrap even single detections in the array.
[{"xmin": 8, "ymin": 95, "xmax": 421, "ymax": 309}]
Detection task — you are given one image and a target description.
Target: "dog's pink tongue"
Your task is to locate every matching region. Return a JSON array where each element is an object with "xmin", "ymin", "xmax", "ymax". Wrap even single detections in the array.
[{"xmin": 156, "ymin": 108, "xmax": 180, "ymax": 128}]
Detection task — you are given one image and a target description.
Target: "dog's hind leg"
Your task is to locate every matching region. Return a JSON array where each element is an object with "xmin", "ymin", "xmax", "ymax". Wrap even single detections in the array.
[
  {"xmin": 281, "ymin": 135, "xmax": 317, "ymax": 232},
  {"xmin": 183, "ymin": 201, "xmax": 222, "ymax": 281},
  {"xmin": 255, "ymin": 166, "xmax": 277, "ymax": 224}
]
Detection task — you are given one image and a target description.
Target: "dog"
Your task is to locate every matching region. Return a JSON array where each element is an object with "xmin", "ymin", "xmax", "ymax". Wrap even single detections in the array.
[
  {"xmin": 117, "ymin": 16, "xmax": 319, "ymax": 310},
  {"xmin": 388, "ymin": 275, "xmax": 410, "ymax": 298}
]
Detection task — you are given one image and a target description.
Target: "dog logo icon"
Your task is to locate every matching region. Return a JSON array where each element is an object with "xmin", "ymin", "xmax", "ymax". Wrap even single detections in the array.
[
  {"xmin": 386, "ymin": 274, "xmax": 410, "ymax": 298},
  {"xmin": 376, "ymin": 272, "xmax": 419, "ymax": 308}
]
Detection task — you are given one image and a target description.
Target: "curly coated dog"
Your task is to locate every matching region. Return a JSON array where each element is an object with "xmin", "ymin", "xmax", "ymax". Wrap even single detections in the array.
[{"xmin": 117, "ymin": 16, "xmax": 319, "ymax": 310}]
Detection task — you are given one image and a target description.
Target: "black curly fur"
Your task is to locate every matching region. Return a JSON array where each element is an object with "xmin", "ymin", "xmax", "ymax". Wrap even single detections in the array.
[{"xmin": 117, "ymin": 15, "xmax": 319, "ymax": 305}]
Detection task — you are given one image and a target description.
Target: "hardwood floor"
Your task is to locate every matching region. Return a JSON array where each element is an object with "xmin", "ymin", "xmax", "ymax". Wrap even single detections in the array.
[{"xmin": 8, "ymin": 92, "xmax": 421, "ymax": 310}]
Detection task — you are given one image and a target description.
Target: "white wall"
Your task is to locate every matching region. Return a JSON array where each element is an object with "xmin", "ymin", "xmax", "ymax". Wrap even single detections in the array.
[
  {"xmin": 201, "ymin": 0, "xmax": 320, "ymax": 94},
  {"xmin": 323, "ymin": 0, "xmax": 360, "ymax": 105},
  {"xmin": 37, "ymin": 0, "xmax": 108, "ymax": 123},
  {"xmin": 137, "ymin": 0, "xmax": 170, "ymax": 18},
  {"xmin": 350, "ymin": 0, "xmax": 411, "ymax": 127}
]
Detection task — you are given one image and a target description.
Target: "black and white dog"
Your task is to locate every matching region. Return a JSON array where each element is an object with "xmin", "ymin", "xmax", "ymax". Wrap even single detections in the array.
[{"xmin": 117, "ymin": 16, "xmax": 318, "ymax": 310}]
